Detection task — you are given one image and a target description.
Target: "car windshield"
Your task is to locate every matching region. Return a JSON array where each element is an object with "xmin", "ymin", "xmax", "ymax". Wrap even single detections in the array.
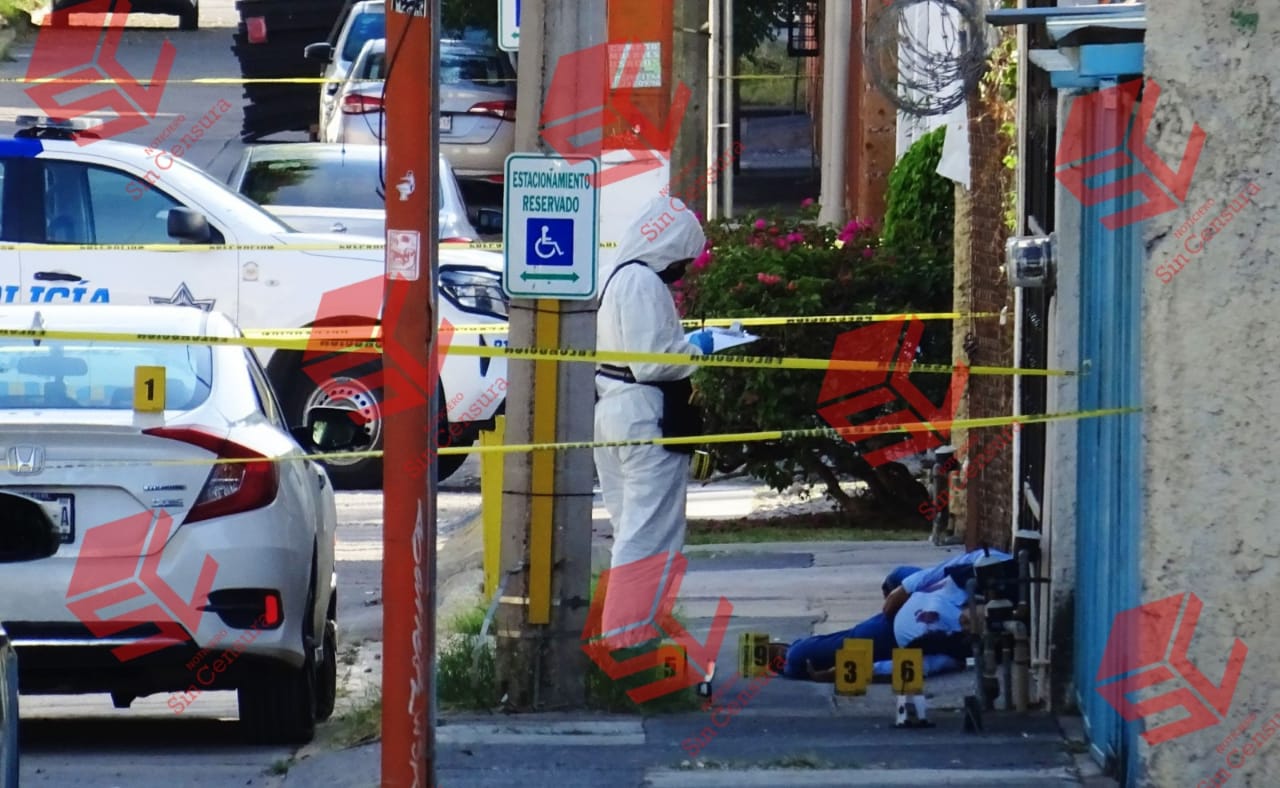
[
  {"xmin": 0, "ymin": 340, "xmax": 213, "ymax": 411},
  {"xmin": 343, "ymin": 11, "xmax": 386, "ymax": 63},
  {"xmin": 165, "ymin": 154, "xmax": 293, "ymax": 234},
  {"xmin": 240, "ymin": 151, "xmax": 446, "ymax": 214},
  {"xmin": 441, "ymin": 46, "xmax": 515, "ymax": 87},
  {"xmin": 242, "ymin": 156, "xmax": 385, "ymax": 210}
]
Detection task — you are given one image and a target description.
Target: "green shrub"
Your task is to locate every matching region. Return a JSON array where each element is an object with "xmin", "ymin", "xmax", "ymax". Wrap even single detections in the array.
[
  {"xmin": 676, "ymin": 192, "xmax": 954, "ymax": 518},
  {"xmin": 880, "ymin": 125, "xmax": 955, "ymax": 305}
]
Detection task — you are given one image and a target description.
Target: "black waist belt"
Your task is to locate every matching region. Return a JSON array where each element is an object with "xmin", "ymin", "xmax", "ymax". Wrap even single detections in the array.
[{"xmin": 596, "ymin": 364, "xmax": 637, "ymax": 383}]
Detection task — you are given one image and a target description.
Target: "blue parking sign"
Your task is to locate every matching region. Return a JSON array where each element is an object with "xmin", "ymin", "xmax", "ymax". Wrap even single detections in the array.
[{"xmin": 525, "ymin": 217, "xmax": 574, "ymax": 266}]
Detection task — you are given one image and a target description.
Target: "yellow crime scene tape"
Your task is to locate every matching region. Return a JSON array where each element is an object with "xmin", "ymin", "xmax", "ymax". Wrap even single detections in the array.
[
  {"xmin": 0, "ymin": 327, "xmax": 1072, "ymax": 377},
  {"xmin": 242, "ymin": 312, "xmax": 1001, "ymax": 340},
  {"xmin": 0, "ymin": 241, "xmax": 618, "ymax": 252},
  {"xmin": 0, "ymin": 407, "xmax": 1141, "ymax": 473}
]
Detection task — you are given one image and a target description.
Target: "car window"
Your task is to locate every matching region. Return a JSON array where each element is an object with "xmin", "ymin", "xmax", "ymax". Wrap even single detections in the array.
[
  {"xmin": 358, "ymin": 49, "xmax": 385, "ymax": 80},
  {"xmin": 242, "ymin": 157, "xmax": 384, "ymax": 210},
  {"xmin": 0, "ymin": 339, "xmax": 213, "ymax": 410},
  {"xmin": 343, "ymin": 12, "xmax": 386, "ymax": 63},
  {"xmin": 42, "ymin": 161, "xmax": 182, "ymax": 245},
  {"xmin": 243, "ymin": 349, "xmax": 286, "ymax": 430},
  {"xmin": 441, "ymin": 47, "xmax": 515, "ymax": 87}
]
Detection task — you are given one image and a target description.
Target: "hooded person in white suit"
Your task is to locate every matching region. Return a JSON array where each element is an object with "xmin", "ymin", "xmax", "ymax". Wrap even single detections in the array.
[{"xmin": 593, "ymin": 195, "xmax": 716, "ymax": 647}]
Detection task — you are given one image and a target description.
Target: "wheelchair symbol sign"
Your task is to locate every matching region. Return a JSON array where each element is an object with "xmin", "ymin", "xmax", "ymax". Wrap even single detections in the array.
[{"xmin": 525, "ymin": 218, "xmax": 574, "ymax": 266}]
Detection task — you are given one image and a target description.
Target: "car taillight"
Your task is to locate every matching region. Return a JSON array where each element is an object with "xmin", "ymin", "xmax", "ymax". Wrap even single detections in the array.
[
  {"xmin": 342, "ymin": 94, "xmax": 384, "ymax": 115},
  {"xmin": 143, "ymin": 427, "xmax": 279, "ymax": 524},
  {"xmin": 441, "ymin": 236, "xmax": 473, "ymax": 244},
  {"xmin": 467, "ymin": 100, "xmax": 516, "ymax": 122},
  {"xmin": 246, "ymin": 16, "xmax": 267, "ymax": 44}
]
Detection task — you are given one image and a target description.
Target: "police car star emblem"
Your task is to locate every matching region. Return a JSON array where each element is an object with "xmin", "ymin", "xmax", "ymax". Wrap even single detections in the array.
[{"xmin": 150, "ymin": 283, "xmax": 215, "ymax": 312}]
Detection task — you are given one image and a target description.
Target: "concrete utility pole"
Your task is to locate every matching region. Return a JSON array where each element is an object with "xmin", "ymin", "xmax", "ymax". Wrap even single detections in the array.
[
  {"xmin": 672, "ymin": 0, "xmax": 709, "ymax": 218},
  {"xmin": 495, "ymin": 0, "xmax": 602, "ymax": 710},
  {"xmin": 818, "ymin": 0, "xmax": 850, "ymax": 225},
  {"xmin": 380, "ymin": 1, "xmax": 437, "ymax": 785}
]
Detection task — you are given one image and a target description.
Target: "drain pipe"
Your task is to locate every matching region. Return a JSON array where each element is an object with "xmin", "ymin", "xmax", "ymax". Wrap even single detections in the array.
[{"xmin": 817, "ymin": 0, "xmax": 850, "ymax": 225}]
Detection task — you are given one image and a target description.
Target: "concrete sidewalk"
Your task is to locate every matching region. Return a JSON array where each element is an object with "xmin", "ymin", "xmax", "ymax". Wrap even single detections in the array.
[{"xmin": 282, "ymin": 533, "xmax": 1102, "ymax": 787}]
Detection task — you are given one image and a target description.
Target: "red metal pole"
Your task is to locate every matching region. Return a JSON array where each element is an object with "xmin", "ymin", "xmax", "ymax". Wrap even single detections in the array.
[{"xmin": 381, "ymin": 1, "xmax": 437, "ymax": 786}]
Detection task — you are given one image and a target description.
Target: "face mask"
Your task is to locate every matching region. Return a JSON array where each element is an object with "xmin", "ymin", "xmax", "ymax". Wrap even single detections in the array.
[{"xmin": 659, "ymin": 260, "xmax": 691, "ymax": 285}]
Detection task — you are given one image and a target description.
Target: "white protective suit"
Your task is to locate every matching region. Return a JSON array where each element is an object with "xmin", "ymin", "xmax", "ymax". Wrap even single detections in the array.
[{"xmin": 594, "ymin": 195, "xmax": 706, "ymax": 644}]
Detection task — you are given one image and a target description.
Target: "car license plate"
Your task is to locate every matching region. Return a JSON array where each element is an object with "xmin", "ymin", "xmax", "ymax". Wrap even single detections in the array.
[
  {"xmin": 440, "ymin": 114, "xmax": 452, "ymax": 133},
  {"xmin": 24, "ymin": 492, "xmax": 75, "ymax": 544}
]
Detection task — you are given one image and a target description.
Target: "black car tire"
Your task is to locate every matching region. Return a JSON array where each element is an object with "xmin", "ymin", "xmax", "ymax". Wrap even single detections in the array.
[
  {"xmin": 237, "ymin": 560, "xmax": 320, "ymax": 745},
  {"xmin": 179, "ymin": 2, "xmax": 198, "ymax": 30},
  {"xmin": 283, "ymin": 356, "xmax": 467, "ymax": 489},
  {"xmin": 315, "ymin": 616, "xmax": 338, "ymax": 722}
]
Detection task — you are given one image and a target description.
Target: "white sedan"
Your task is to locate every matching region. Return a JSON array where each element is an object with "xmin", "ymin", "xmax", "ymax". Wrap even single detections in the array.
[
  {"xmin": 225, "ymin": 143, "xmax": 483, "ymax": 241},
  {"xmin": 0, "ymin": 305, "xmax": 342, "ymax": 744}
]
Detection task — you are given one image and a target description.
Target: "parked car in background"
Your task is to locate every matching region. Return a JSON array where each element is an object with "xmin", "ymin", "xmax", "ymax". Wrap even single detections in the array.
[
  {"xmin": 226, "ymin": 143, "xmax": 488, "ymax": 241},
  {"xmin": 0, "ymin": 116, "xmax": 509, "ymax": 488},
  {"xmin": 321, "ymin": 37, "xmax": 517, "ymax": 181},
  {"xmin": 305, "ymin": 0, "xmax": 386, "ymax": 142},
  {"xmin": 0, "ymin": 304, "xmax": 350, "ymax": 743},
  {"xmin": 1, "ymin": 494, "xmax": 64, "ymax": 786},
  {"xmin": 51, "ymin": 0, "xmax": 199, "ymax": 30}
]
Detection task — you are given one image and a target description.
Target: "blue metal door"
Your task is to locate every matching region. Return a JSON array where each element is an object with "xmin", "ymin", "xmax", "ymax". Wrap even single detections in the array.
[{"xmin": 1072, "ymin": 85, "xmax": 1145, "ymax": 785}]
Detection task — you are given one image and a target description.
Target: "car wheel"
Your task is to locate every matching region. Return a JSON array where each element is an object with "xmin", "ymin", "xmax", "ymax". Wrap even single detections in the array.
[
  {"xmin": 237, "ymin": 562, "xmax": 319, "ymax": 745},
  {"xmin": 178, "ymin": 2, "xmax": 198, "ymax": 30},
  {"xmin": 284, "ymin": 357, "xmax": 468, "ymax": 488},
  {"xmin": 287, "ymin": 362, "xmax": 384, "ymax": 490},
  {"xmin": 315, "ymin": 616, "xmax": 337, "ymax": 722}
]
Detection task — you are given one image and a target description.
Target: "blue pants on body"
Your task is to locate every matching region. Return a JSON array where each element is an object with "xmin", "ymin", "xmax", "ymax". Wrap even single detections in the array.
[{"xmin": 780, "ymin": 565, "xmax": 922, "ymax": 679}]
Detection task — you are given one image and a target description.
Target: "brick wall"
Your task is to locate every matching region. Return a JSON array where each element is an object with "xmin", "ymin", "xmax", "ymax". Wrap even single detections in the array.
[
  {"xmin": 845, "ymin": 2, "xmax": 895, "ymax": 221},
  {"xmin": 957, "ymin": 92, "xmax": 1016, "ymax": 553}
]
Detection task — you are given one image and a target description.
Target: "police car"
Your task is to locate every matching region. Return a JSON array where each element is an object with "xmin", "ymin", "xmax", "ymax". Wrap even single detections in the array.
[{"xmin": 0, "ymin": 117, "xmax": 509, "ymax": 488}]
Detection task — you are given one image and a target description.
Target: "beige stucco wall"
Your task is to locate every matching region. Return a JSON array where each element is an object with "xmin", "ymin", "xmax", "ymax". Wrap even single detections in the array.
[{"xmin": 1141, "ymin": 3, "xmax": 1280, "ymax": 786}]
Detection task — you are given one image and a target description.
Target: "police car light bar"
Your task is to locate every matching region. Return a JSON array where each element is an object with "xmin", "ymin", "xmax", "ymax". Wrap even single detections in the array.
[{"xmin": 14, "ymin": 115, "xmax": 104, "ymax": 132}]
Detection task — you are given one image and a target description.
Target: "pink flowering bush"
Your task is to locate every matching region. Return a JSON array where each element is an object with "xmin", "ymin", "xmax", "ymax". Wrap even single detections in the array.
[{"xmin": 676, "ymin": 201, "xmax": 954, "ymax": 519}]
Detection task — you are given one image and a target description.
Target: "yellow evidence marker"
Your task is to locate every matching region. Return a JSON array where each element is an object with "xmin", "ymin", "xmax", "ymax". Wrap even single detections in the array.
[
  {"xmin": 738, "ymin": 632, "xmax": 770, "ymax": 678},
  {"xmin": 892, "ymin": 648, "xmax": 925, "ymax": 694},
  {"xmin": 834, "ymin": 638, "xmax": 873, "ymax": 696},
  {"xmin": 657, "ymin": 642, "xmax": 687, "ymax": 681},
  {"xmin": 133, "ymin": 366, "xmax": 166, "ymax": 412}
]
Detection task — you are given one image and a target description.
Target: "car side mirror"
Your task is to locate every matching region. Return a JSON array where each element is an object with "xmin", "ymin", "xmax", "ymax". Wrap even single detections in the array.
[
  {"xmin": 304, "ymin": 42, "xmax": 333, "ymax": 63},
  {"xmin": 476, "ymin": 208, "xmax": 503, "ymax": 235},
  {"xmin": 167, "ymin": 208, "xmax": 212, "ymax": 244},
  {"xmin": 291, "ymin": 406, "xmax": 369, "ymax": 453},
  {"xmin": 0, "ymin": 493, "xmax": 62, "ymax": 564}
]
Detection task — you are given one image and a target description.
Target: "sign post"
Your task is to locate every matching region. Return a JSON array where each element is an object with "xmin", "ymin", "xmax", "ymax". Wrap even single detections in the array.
[{"xmin": 502, "ymin": 153, "xmax": 600, "ymax": 301}]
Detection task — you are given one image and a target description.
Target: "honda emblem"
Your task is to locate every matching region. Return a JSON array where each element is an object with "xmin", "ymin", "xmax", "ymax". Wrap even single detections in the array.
[{"xmin": 8, "ymin": 445, "xmax": 45, "ymax": 475}]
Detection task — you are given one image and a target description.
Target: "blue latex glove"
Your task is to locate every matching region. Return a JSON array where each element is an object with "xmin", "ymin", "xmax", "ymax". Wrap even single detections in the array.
[{"xmin": 688, "ymin": 330, "xmax": 716, "ymax": 354}]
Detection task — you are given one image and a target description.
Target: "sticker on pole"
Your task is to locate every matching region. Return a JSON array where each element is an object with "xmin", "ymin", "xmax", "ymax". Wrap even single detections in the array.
[
  {"xmin": 391, "ymin": 0, "xmax": 426, "ymax": 17},
  {"xmin": 387, "ymin": 229, "xmax": 421, "ymax": 281},
  {"xmin": 503, "ymin": 153, "xmax": 599, "ymax": 300}
]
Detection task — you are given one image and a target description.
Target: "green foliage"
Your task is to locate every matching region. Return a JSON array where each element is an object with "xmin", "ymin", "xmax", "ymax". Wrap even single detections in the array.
[
  {"xmin": 880, "ymin": 126, "xmax": 955, "ymax": 304},
  {"xmin": 436, "ymin": 604, "xmax": 496, "ymax": 710},
  {"xmin": 441, "ymin": 0, "xmax": 498, "ymax": 38},
  {"xmin": 676, "ymin": 201, "xmax": 954, "ymax": 515}
]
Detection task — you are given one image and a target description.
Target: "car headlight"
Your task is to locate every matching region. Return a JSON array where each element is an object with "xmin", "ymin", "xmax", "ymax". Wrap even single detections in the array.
[{"xmin": 440, "ymin": 267, "xmax": 508, "ymax": 319}]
